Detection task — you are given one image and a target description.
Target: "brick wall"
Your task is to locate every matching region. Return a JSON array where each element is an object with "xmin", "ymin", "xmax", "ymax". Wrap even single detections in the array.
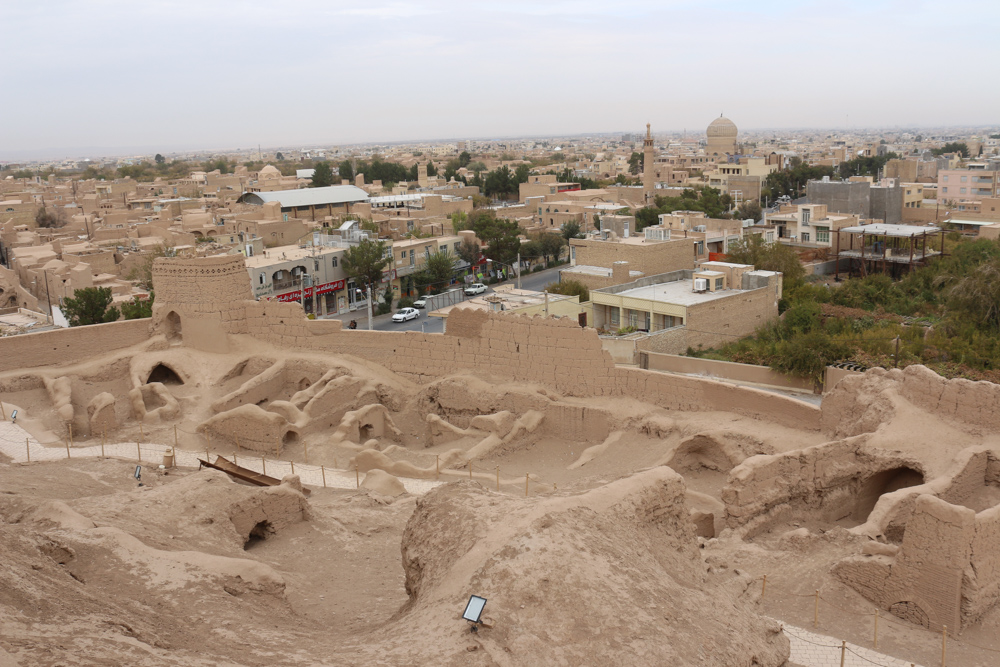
[{"xmin": 573, "ymin": 238, "xmax": 693, "ymax": 276}]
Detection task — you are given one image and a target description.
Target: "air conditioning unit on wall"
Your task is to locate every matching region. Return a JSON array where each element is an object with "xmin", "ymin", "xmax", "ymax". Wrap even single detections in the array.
[{"xmin": 694, "ymin": 278, "xmax": 708, "ymax": 292}]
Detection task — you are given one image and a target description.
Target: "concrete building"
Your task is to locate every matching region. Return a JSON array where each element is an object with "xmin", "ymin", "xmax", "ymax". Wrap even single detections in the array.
[
  {"xmin": 766, "ymin": 204, "xmax": 859, "ymax": 246},
  {"xmin": 590, "ymin": 262, "xmax": 782, "ymax": 359},
  {"xmin": 561, "ymin": 234, "xmax": 693, "ymax": 291},
  {"xmin": 938, "ymin": 167, "xmax": 998, "ymax": 204},
  {"xmin": 806, "ymin": 178, "xmax": 904, "ymax": 225},
  {"xmin": 236, "ymin": 185, "xmax": 370, "ymax": 221}
]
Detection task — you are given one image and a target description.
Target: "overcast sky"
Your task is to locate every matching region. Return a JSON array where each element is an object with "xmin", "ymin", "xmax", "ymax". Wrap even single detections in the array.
[{"xmin": 2, "ymin": 0, "xmax": 998, "ymax": 159}]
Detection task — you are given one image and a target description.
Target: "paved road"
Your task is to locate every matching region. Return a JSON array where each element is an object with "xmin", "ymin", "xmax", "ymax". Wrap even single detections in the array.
[{"xmin": 329, "ymin": 266, "xmax": 567, "ymax": 333}]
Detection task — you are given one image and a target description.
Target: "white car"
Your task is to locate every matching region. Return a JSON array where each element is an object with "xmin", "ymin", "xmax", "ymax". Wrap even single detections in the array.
[
  {"xmin": 465, "ymin": 283, "xmax": 488, "ymax": 296},
  {"xmin": 391, "ymin": 307, "xmax": 420, "ymax": 323},
  {"xmin": 413, "ymin": 297, "xmax": 428, "ymax": 309}
]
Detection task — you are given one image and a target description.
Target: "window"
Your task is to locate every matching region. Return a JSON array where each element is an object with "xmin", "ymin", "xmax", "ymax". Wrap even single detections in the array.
[
  {"xmin": 943, "ymin": 175, "xmax": 949, "ymax": 182},
  {"xmin": 714, "ymin": 278, "xmax": 724, "ymax": 290},
  {"xmin": 409, "ymin": 249, "xmax": 415, "ymax": 265},
  {"xmin": 610, "ymin": 308, "xmax": 620, "ymax": 326},
  {"xmin": 801, "ymin": 208, "xmax": 811, "ymax": 226},
  {"xmin": 816, "ymin": 229, "xmax": 830, "ymax": 244},
  {"xmin": 801, "ymin": 232, "xmax": 810, "ymax": 242},
  {"xmin": 454, "ymin": 242, "xmax": 461, "ymax": 251},
  {"xmin": 961, "ymin": 176, "xmax": 967, "ymax": 182},
  {"xmin": 259, "ymin": 274, "xmax": 265, "ymax": 285},
  {"xmin": 961, "ymin": 188, "xmax": 967, "ymax": 194},
  {"xmin": 943, "ymin": 187, "xmax": 948, "ymax": 194},
  {"xmin": 331, "ymin": 257, "xmax": 338, "ymax": 267},
  {"xmin": 440, "ymin": 245, "xmax": 447, "ymax": 253}
]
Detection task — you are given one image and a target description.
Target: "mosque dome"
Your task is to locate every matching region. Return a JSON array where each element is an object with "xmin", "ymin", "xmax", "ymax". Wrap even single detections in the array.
[
  {"xmin": 259, "ymin": 164, "xmax": 281, "ymax": 177},
  {"xmin": 707, "ymin": 116, "xmax": 738, "ymax": 138}
]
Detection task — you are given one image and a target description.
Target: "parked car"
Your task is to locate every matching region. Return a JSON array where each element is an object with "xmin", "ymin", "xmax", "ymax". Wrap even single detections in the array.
[
  {"xmin": 413, "ymin": 297, "xmax": 428, "ymax": 309},
  {"xmin": 391, "ymin": 307, "xmax": 420, "ymax": 323},
  {"xmin": 465, "ymin": 283, "xmax": 488, "ymax": 296}
]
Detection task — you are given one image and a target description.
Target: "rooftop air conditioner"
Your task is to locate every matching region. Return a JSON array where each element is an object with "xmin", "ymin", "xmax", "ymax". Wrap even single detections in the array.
[{"xmin": 694, "ymin": 278, "xmax": 708, "ymax": 292}]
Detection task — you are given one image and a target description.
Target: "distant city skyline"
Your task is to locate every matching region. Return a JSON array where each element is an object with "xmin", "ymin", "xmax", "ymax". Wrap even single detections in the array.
[{"xmin": 3, "ymin": 1, "xmax": 998, "ymax": 161}]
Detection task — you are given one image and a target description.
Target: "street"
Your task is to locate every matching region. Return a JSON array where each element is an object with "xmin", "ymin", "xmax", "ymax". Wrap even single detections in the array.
[{"xmin": 322, "ymin": 265, "xmax": 566, "ymax": 333}]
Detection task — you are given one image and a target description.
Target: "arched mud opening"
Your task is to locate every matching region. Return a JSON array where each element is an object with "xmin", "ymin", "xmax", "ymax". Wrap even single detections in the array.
[
  {"xmin": 889, "ymin": 600, "xmax": 930, "ymax": 628},
  {"xmin": 282, "ymin": 430, "xmax": 299, "ymax": 447},
  {"xmin": 147, "ymin": 363, "xmax": 184, "ymax": 385},
  {"xmin": 297, "ymin": 377, "xmax": 312, "ymax": 391},
  {"xmin": 852, "ymin": 466, "xmax": 925, "ymax": 524},
  {"xmin": 666, "ymin": 437, "xmax": 737, "ymax": 498},
  {"xmin": 244, "ymin": 520, "xmax": 273, "ymax": 550},
  {"xmin": 164, "ymin": 311, "xmax": 182, "ymax": 342}
]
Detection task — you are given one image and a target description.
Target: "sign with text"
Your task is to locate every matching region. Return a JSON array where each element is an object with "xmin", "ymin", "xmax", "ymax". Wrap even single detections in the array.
[{"xmin": 273, "ymin": 279, "xmax": 346, "ymax": 303}]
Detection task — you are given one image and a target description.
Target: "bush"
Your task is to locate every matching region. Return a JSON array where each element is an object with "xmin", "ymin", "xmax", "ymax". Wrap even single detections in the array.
[
  {"xmin": 375, "ymin": 303, "xmax": 391, "ymax": 316},
  {"xmin": 532, "ymin": 265, "xmax": 545, "ymax": 273},
  {"xmin": 397, "ymin": 296, "xmax": 414, "ymax": 308}
]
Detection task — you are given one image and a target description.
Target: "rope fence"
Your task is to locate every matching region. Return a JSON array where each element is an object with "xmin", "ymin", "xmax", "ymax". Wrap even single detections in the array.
[{"xmin": 757, "ymin": 574, "xmax": 1000, "ymax": 665}]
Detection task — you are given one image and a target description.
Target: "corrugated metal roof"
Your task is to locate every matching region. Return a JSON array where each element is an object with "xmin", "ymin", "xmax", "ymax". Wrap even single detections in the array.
[{"xmin": 237, "ymin": 185, "xmax": 370, "ymax": 208}]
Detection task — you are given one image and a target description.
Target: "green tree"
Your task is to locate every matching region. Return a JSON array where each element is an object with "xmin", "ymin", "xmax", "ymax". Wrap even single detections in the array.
[
  {"xmin": 154, "ymin": 153, "xmax": 165, "ymax": 164},
  {"xmin": 424, "ymin": 251, "xmax": 457, "ymax": 293},
  {"xmin": 450, "ymin": 210, "xmax": 470, "ymax": 232},
  {"xmin": 545, "ymin": 279, "xmax": 589, "ymax": 303},
  {"xmin": 35, "ymin": 207, "xmax": 66, "ymax": 229},
  {"xmin": 276, "ymin": 152, "xmax": 284, "ymax": 161},
  {"xmin": 426, "ymin": 160, "xmax": 437, "ymax": 177},
  {"xmin": 121, "ymin": 293, "xmax": 154, "ymax": 320},
  {"xmin": 736, "ymin": 200, "xmax": 763, "ymax": 221},
  {"xmin": 724, "ymin": 234, "xmax": 805, "ymax": 285},
  {"xmin": 560, "ymin": 221, "xmax": 582, "ymax": 245},
  {"xmin": 514, "ymin": 164, "xmax": 531, "ymax": 185},
  {"xmin": 342, "ymin": 238, "xmax": 390, "ymax": 291},
  {"xmin": 932, "ymin": 142, "xmax": 970, "ymax": 158},
  {"xmin": 471, "ymin": 212, "xmax": 521, "ymax": 267},
  {"xmin": 458, "ymin": 151, "xmax": 472, "ymax": 168},
  {"xmin": 311, "ymin": 161, "xmax": 335, "ymax": 187},
  {"xmin": 483, "ymin": 166, "xmax": 517, "ymax": 199},
  {"xmin": 338, "ymin": 160, "xmax": 355, "ymax": 183},
  {"xmin": 457, "ymin": 237, "xmax": 481, "ymax": 266},
  {"xmin": 537, "ymin": 232, "xmax": 565, "ymax": 264},
  {"xmin": 946, "ymin": 258, "xmax": 1000, "ymax": 330},
  {"xmin": 628, "ymin": 151, "xmax": 643, "ymax": 175},
  {"xmin": 63, "ymin": 287, "xmax": 120, "ymax": 326}
]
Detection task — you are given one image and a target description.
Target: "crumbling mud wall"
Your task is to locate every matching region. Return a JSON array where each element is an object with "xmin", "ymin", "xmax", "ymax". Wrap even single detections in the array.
[
  {"xmin": 0, "ymin": 318, "xmax": 151, "ymax": 374},
  {"xmin": 822, "ymin": 365, "xmax": 1000, "ymax": 437},
  {"xmin": 144, "ymin": 256, "xmax": 821, "ymax": 430},
  {"xmin": 722, "ymin": 438, "xmax": 925, "ymax": 537},
  {"xmin": 396, "ymin": 468, "xmax": 790, "ymax": 666},
  {"xmin": 833, "ymin": 449, "xmax": 1000, "ymax": 631}
]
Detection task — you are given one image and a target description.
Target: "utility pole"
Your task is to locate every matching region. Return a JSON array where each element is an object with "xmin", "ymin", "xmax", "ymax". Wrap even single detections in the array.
[
  {"xmin": 367, "ymin": 283, "xmax": 374, "ymax": 330},
  {"xmin": 516, "ymin": 252, "xmax": 521, "ymax": 290},
  {"xmin": 42, "ymin": 269, "xmax": 53, "ymax": 323}
]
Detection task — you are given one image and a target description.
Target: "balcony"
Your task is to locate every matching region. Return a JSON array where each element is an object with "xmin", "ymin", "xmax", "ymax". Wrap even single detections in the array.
[{"xmin": 272, "ymin": 278, "xmax": 301, "ymax": 292}]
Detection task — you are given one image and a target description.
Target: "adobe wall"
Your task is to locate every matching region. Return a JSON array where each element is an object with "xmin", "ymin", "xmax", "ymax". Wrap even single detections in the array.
[
  {"xmin": 722, "ymin": 438, "xmax": 923, "ymax": 535},
  {"xmin": 0, "ymin": 318, "xmax": 151, "ymax": 374},
  {"xmin": 642, "ymin": 352, "xmax": 814, "ymax": 392},
  {"xmin": 822, "ymin": 365, "xmax": 1000, "ymax": 437}
]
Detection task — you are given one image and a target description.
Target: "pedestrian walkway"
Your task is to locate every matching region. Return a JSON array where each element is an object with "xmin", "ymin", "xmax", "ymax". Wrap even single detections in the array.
[
  {"xmin": 0, "ymin": 420, "xmax": 441, "ymax": 495},
  {"xmin": 776, "ymin": 620, "xmax": 923, "ymax": 667}
]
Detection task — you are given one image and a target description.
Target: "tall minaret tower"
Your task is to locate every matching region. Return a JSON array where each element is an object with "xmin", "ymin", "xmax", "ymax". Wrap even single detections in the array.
[{"xmin": 642, "ymin": 122, "xmax": 655, "ymax": 205}]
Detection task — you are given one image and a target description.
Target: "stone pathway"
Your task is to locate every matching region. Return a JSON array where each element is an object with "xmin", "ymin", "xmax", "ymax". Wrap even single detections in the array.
[
  {"xmin": 0, "ymin": 420, "xmax": 442, "ymax": 495},
  {"xmin": 777, "ymin": 620, "xmax": 924, "ymax": 667}
]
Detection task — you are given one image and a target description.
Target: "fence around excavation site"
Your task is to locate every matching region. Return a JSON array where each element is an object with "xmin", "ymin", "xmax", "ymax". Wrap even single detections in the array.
[
  {"xmin": 757, "ymin": 574, "xmax": 1000, "ymax": 666},
  {"xmin": 0, "ymin": 415, "xmax": 570, "ymax": 499}
]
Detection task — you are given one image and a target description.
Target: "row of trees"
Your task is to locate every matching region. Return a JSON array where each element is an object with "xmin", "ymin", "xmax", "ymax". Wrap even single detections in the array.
[
  {"xmin": 62, "ymin": 287, "xmax": 152, "ymax": 326},
  {"xmin": 633, "ymin": 187, "xmax": 734, "ymax": 230}
]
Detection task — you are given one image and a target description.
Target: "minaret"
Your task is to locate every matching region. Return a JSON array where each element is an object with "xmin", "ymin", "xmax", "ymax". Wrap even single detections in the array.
[{"xmin": 642, "ymin": 122, "xmax": 655, "ymax": 205}]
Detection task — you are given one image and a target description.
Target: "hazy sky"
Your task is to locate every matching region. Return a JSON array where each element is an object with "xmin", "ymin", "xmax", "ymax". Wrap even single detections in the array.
[{"xmin": 3, "ymin": 0, "xmax": 998, "ymax": 159}]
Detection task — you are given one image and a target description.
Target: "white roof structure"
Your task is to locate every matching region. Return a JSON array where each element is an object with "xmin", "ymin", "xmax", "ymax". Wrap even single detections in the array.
[
  {"xmin": 840, "ymin": 224, "xmax": 941, "ymax": 237},
  {"xmin": 236, "ymin": 185, "xmax": 369, "ymax": 208}
]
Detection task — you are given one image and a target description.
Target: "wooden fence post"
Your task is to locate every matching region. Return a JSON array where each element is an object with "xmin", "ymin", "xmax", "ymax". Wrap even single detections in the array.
[
  {"xmin": 942, "ymin": 625, "xmax": 947, "ymax": 667},
  {"xmin": 261, "ymin": 456, "xmax": 266, "ymax": 475},
  {"xmin": 137, "ymin": 441, "xmax": 141, "ymax": 461},
  {"xmin": 174, "ymin": 425, "xmax": 178, "ymax": 449},
  {"xmin": 68, "ymin": 423, "xmax": 73, "ymax": 443},
  {"xmin": 139, "ymin": 423, "xmax": 143, "ymax": 442},
  {"xmin": 26, "ymin": 438, "xmax": 30, "ymax": 463},
  {"xmin": 65, "ymin": 437, "xmax": 70, "ymax": 459},
  {"xmin": 814, "ymin": 590, "xmax": 819, "ymax": 628},
  {"xmin": 761, "ymin": 574, "xmax": 767, "ymax": 599},
  {"xmin": 525, "ymin": 473, "xmax": 529, "ymax": 497},
  {"xmin": 469, "ymin": 460, "xmax": 473, "ymax": 480},
  {"xmin": 290, "ymin": 460, "xmax": 295, "ymax": 474},
  {"xmin": 101, "ymin": 431, "xmax": 105, "ymax": 458},
  {"xmin": 356, "ymin": 466, "xmax": 360, "ymax": 489},
  {"xmin": 321, "ymin": 465, "xmax": 326, "ymax": 488},
  {"xmin": 874, "ymin": 609, "xmax": 879, "ymax": 648},
  {"xmin": 839, "ymin": 640, "xmax": 845, "ymax": 667}
]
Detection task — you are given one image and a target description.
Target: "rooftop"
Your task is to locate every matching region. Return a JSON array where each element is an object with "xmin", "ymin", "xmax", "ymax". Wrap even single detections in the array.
[
  {"xmin": 244, "ymin": 244, "xmax": 344, "ymax": 268},
  {"xmin": 561, "ymin": 264, "xmax": 643, "ymax": 278},
  {"xmin": 614, "ymin": 278, "xmax": 744, "ymax": 307},
  {"xmin": 839, "ymin": 223, "xmax": 942, "ymax": 237},
  {"xmin": 236, "ymin": 185, "xmax": 370, "ymax": 208}
]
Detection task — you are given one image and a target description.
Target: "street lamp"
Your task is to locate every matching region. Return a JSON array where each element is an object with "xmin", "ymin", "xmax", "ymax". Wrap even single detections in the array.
[{"xmin": 356, "ymin": 284, "xmax": 374, "ymax": 330}]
